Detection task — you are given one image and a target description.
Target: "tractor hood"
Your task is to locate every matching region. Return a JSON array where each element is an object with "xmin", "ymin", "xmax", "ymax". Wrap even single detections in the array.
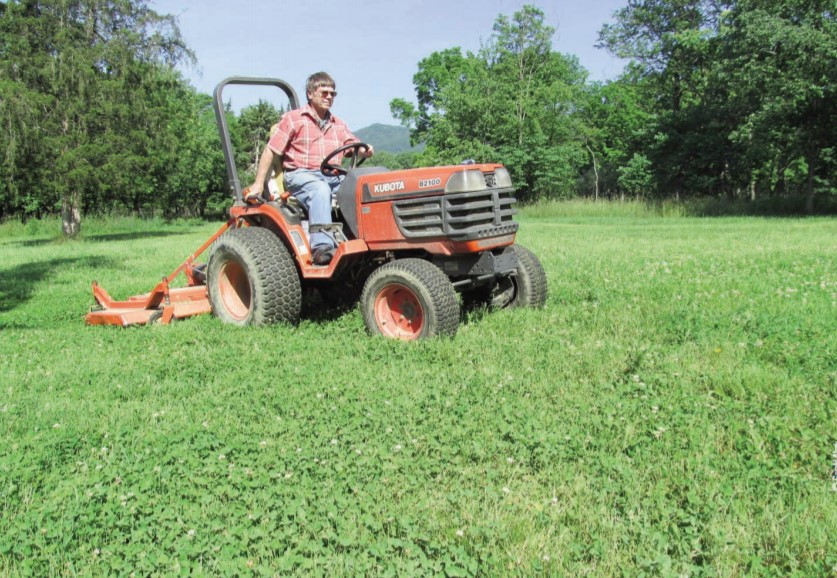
[
  {"xmin": 340, "ymin": 163, "xmax": 518, "ymax": 248},
  {"xmin": 355, "ymin": 164, "xmax": 509, "ymax": 203}
]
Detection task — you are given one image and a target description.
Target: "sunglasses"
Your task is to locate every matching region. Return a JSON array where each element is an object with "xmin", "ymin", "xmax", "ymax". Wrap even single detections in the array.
[{"xmin": 317, "ymin": 89, "xmax": 338, "ymax": 98}]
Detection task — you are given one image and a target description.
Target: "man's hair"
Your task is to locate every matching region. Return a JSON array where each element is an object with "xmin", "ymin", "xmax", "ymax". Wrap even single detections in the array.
[{"xmin": 306, "ymin": 72, "xmax": 335, "ymax": 97}]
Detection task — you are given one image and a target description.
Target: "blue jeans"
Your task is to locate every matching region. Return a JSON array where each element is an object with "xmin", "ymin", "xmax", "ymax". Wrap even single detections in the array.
[{"xmin": 283, "ymin": 169, "xmax": 343, "ymax": 250}]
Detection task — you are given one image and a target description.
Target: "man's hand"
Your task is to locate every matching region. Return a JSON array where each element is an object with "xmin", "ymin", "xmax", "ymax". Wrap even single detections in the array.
[
  {"xmin": 346, "ymin": 144, "xmax": 375, "ymax": 159},
  {"xmin": 244, "ymin": 184, "xmax": 264, "ymax": 204}
]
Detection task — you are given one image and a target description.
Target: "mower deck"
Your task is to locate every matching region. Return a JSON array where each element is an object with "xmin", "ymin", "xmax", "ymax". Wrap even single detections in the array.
[
  {"xmin": 85, "ymin": 281, "xmax": 211, "ymax": 327},
  {"xmin": 85, "ymin": 219, "xmax": 232, "ymax": 327}
]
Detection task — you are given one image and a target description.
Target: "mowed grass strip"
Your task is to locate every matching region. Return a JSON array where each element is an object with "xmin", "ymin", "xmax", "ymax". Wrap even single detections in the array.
[{"xmin": 0, "ymin": 206, "xmax": 835, "ymax": 576}]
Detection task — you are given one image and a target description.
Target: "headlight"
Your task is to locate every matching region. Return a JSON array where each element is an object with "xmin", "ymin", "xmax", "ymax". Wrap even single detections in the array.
[
  {"xmin": 445, "ymin": 169, "xmax": 487, "ymax": 193},
  {"xmin": 493, "ymin": 167, "xmax": 513, "ymax": 188}
]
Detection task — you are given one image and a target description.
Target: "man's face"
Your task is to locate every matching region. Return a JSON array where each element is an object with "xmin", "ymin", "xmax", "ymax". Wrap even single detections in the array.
[{"xmin": 308, "ymin": 85, "xmax": 337, "ymax": 114}]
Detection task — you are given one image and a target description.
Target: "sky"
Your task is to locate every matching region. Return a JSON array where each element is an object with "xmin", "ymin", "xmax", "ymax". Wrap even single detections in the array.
[{"xmin": 151, "ymin": 0, "xmax": 628, "ymax": 130}]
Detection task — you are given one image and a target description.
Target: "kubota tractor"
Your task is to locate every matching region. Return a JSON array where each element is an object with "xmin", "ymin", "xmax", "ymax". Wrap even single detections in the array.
[{"xmin": 86, "ymin": 77, "xmax": 547, "ymax": 339}]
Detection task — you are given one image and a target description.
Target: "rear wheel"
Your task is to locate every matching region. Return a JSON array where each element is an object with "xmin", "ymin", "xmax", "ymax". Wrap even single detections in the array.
[
  {"xmin": 207, "ymin": 227, "xmax": 301, "ymax": 326},
  {"xmin": 360, "ymin": 259, "xmax": 459, "ymax": 340}
]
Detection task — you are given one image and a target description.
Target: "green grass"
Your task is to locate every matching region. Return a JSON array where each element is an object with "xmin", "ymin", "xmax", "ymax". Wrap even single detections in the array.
[{"xmin": 1, "ymin": 206, "xmax": 835, "ymax": 576}]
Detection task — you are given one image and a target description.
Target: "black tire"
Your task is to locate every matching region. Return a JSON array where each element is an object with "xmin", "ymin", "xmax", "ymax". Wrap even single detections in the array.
[
  {"xmin": 360, "ymin": 259, "xmax": 459, "ymax": 340},
  {"xmin": 507, "ymin": 244, "xmax": 548, "ymax": 309},
  {"xmin": 462, "ymin": 245, "xmax": 547, "ymax": 310},
  {"xmin": 207, "ymin": 227, "xmax": 301, "ymax": 326}
]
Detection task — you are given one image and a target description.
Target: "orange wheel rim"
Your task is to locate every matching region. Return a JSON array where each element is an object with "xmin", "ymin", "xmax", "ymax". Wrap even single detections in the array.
[
  {"xmin": 373, "ymin": 284, "xmax": 424, "ymax": 340},
  {"xmin": 218, "ymin": 261, "xmax": 251, "ymax": 321}
]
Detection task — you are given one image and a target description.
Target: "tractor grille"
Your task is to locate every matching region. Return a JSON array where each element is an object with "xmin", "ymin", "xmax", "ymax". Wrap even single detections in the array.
[{"xmin": 393, "ymin": 185, "xmax": 518, "ymax": 241}]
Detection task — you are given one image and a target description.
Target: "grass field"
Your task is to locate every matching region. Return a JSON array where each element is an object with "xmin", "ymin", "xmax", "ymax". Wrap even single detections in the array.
[{"xmin": 1, "ymin": 203, "xmax": 835, "ymax": 576}]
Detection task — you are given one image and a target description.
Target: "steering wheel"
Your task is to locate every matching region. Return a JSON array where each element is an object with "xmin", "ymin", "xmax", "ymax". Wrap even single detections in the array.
[{"xmin": 320, "ymin": 142, "xmax": 370, "ymax": 177}]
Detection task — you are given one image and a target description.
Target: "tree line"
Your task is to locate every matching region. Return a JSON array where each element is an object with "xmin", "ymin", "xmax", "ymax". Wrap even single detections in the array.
[
  {"xmin": 392, "ymin": 2, "xmax": 835, "ymax": 212},
  {"xmin": 0, "ymin": 0, "xmax": 283, "ymax": 233},
  {"xmin": 1, "ymin": 1, "xmax": 834, "ymax": 235}
]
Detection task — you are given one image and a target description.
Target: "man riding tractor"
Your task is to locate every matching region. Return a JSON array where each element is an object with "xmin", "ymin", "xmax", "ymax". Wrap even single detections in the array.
[{"xmin": 85, "ymin": 75, "xmax": 547, "ymax": 340}]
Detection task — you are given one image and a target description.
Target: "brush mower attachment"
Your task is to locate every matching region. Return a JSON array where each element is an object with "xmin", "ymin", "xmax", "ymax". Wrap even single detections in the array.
[
  {"xmin": 85, "ymin": 220, "xmax": 232, "ymax": 327},
  {"xmin": 86, "ymin": 277, "xmax": 211, "ymax": 327}
]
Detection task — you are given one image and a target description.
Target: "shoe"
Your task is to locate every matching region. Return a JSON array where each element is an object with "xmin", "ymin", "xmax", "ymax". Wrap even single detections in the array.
[{"xmin": 312, "ymin": 245, "xmax": 335, "ymax": 265}]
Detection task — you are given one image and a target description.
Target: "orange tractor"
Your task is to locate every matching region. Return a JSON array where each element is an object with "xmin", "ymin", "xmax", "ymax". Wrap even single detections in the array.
[{"xmin": 86, "ymin": 77, "xmax": 547, "ymax": 339}]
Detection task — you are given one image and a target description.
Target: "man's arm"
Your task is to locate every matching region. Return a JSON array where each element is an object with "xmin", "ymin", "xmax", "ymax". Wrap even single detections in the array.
[
  {"xmin": 247, "ymin": 116, "xmax": 291, "ymax": 200},
  {"xmin": 246, "ymin": 145, "xmax": 278, "ymax": 200}
]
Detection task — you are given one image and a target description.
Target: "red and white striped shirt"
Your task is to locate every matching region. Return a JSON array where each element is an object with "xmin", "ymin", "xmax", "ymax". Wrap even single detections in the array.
[{"xmin": 267, "ymin": 104, "xmax": 359, "ymax": 171}]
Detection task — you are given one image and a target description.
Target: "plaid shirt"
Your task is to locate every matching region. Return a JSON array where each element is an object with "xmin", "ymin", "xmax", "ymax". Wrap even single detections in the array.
[{"xmin": 267, "ymin": 104, "xmax": 359, "ymax": 171}]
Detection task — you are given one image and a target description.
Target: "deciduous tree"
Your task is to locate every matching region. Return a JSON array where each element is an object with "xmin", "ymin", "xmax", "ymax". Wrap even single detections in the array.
[
  {"xmin": 0, "ymin": 0, "xmax": 192, "ymax": 233},
  {"xmin": 720, "ymin": 0, "xmax": 836, "ymax": 211},
  {"xmin": 392, "ymin": 5, "xmax": 589, "ymax": 201}
]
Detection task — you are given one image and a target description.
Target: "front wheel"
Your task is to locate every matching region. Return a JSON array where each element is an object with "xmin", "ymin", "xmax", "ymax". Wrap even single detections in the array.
[
  {"xmin": 360, "ymin": 259, "xmax": 459, "ymax": 340},
  {"xmin": 507, "ymin": 244, "xmax": 548, "ymax": 308},
  {"xmin": 462, "ymin": 245, "xmax": 548, "ymax": 310}
]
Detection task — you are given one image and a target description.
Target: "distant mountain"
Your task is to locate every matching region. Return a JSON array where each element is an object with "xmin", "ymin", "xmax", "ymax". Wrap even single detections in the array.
[{"xmin": 355, "ymin": 123, "xmax": 424, "ymax": 154}]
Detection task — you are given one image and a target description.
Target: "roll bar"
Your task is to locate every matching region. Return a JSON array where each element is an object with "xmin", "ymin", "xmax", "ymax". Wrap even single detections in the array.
[{"xmin": 212, "ymin": 77, "xmax": 300, "ymax": 203}]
